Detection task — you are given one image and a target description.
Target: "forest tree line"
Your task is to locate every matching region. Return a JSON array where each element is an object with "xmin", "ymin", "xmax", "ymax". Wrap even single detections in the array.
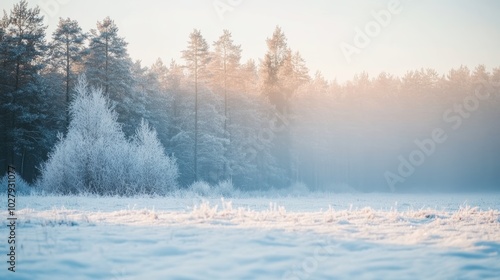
[{"xmin": 1, "ymin": 1, "xmax": 499, "ymax": 192}]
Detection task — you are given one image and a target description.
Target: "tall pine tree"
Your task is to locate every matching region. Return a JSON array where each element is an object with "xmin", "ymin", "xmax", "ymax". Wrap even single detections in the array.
[
  {"xmin": 181, "ymin": 29, "xmax": 210, "ymax": 181},
  {"xmin": 260, "ymin": 26, "xmax": 289, "ymax": 113},
  {"xmin": 209, "ymin": 30, "xmax": 242, "ymax": 179},
  {"xmin": 210, "ymin": 30, "xmax": 241, "ymax": 135},
  {"xmin": 85, "ymin": 17, "xmax": 138, "ymax": 135},
  {"xmin": 48, "ymin": 17, "xmax": 86, "ymax": 130},
  {"xmin": 0, "ymin": 0, "xmax": 48, "ymax": 180}
]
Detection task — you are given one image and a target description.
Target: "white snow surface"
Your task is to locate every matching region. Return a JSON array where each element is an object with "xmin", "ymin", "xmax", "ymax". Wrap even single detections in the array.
[{"xmin": 1, "ymin": 193, "xmax": 500, "ymax": 279}]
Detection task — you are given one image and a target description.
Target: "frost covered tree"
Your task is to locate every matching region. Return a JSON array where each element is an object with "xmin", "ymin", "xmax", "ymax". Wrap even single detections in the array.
[
  {"xmin": 40, "ymin": 77, "xmax": 178, "ymax": 195},
  {"xmin": 40, "ymin": 77, "xmax": 128, "ymax": 194},
  {"xmin": 131, "ymin": 119, "xmax": 178, "ymax": 194}
]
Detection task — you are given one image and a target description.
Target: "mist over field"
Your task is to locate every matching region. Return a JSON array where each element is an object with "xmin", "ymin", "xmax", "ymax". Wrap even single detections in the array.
[{"xmin": 1, "ymin": 1, "xmax": 500, "ymax": 279}]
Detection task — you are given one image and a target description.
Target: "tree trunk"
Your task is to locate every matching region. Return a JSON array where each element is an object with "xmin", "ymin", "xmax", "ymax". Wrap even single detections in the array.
[
  {"xmin": 66, "ymin": 38, "xmax": 70, "ymax": 131},
  {"xmin": 105, "ymin": 33, "xmax": 109, "ymax": 94},
  {"xmin": 194, "ymin": 53, "xmax": 198, "ymax": 181}
]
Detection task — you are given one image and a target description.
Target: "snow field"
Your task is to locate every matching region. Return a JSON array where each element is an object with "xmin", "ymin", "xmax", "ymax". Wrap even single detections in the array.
[{"xmin": 1, "ymin": 193, "xmax": 499, "ymax": 279}]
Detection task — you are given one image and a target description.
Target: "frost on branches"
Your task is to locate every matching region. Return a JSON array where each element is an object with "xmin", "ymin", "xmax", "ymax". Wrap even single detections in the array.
[{"xmin": 40, "ymin": 77, "xmax": 178, "ymax": 195}]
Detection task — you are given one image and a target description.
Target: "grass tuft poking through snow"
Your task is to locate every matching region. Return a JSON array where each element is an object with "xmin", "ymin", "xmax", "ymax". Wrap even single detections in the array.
[{"xmin": 4, "ymin": 195, "xmax": 499, "ymax": 250}]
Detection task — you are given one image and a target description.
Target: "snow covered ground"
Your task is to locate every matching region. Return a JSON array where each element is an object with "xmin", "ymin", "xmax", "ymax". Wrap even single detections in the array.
[{"xmin": 2, "ymin": 193, "xmax": 500, "ymax": 279}]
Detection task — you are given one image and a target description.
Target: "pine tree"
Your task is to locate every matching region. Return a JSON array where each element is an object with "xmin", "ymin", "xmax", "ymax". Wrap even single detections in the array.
[
  {"xmin": 48, "ymin": 17, "xmax": 86, "ymax": 130},
  {"xmin": 472, "ymin": 64, "xmax": 490, "ymax": 85},
  {"xmin": 260, "ymin": 26, "xmax": 289, "ymax": 112},
  {"xmin": 210, "ymin": 30, "xmax": 241, "ymax": 134},
  {"xmin": 277, "ymin": 50, "xmax": 310, "ymax": 109},
  {"xmin": 167, "ymin": 59, "xmax": 184, "ymax": 91},
  {"xmin": 0, "ymin": 18, "xmax": 7, "ymax": 87},
  {"xmin": 132, "ymin": 58, "xmax": 172, "ymax": 150},
  {"xmin": 165, "ymin": 59, "xmax": 185, "ymax": 139},
  {"xmin": 0, "ymin": 19, "xmax": 7, "ymax": 163},
  {"xmin": 445, "ymin": 65, "xmax": 471, "ymax": 98},
  {"xmin": 0, "ymin": 0, "xmax": 46, "ymax": 92},
  {"xmin": 258, "ymin": 26, "xmax": 297, "ymax": 187},
  {"xmin": 239, "ymin": 59, "xmax": 258, "ymax": 94},
  {"xmin": 181, "ymin": 29, "xmax": 210, "ymax": 181},
  {"xmin": 86, "ymin": 17, "xmax": 128, "ymax": 94},
  {"xmin": 85, "ymin": 17, "xmax": 137, "ymax": 135},
  {"xmin": 150, "ymin": 58, "xmax": 169, "ymax": 91},
  {"xmin": 210, "ymin": 30, "xmax": 242, "ymax": 179},
  {"xmin": 0, "ymin": 0, "xmax": 48, "ymax": 180},
  {"xmin": 163, "ymin": 59, "xmax": 199, "ymax": 185},
  {"xmin": 290, "ymin": 51, "xmax": 310, "ymax": 93}
]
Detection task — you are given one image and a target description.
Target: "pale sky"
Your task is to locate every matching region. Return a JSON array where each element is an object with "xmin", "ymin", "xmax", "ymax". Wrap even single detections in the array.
[{"xmin": 2, "ymin": 0, "xmax": 500, "ymax": 82}]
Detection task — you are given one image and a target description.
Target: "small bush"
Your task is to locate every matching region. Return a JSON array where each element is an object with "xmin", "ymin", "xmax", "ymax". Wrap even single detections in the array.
[
  {"xmin": 188, "ymin": 180, "xmax": 237, "ymax": 197},
  {"xmin": 213, "ymin": 180, "xmax": 236, "ymax": 197},
  {"xmin": 189, "ymin": 181, "xmax": 212, "ymax": 196},
  {"xmin": 1, "ymin": 174, "xmax": 32, "ymax": 195},
  {"xmin": 289, "ymin": 181, "xmax": 309, "ymax": 196}
]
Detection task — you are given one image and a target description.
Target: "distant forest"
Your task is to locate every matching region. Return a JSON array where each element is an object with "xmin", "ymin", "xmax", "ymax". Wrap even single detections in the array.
[{"xmin": 1, "ymin": 1, "xmax": 500, "ymax": 192}]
